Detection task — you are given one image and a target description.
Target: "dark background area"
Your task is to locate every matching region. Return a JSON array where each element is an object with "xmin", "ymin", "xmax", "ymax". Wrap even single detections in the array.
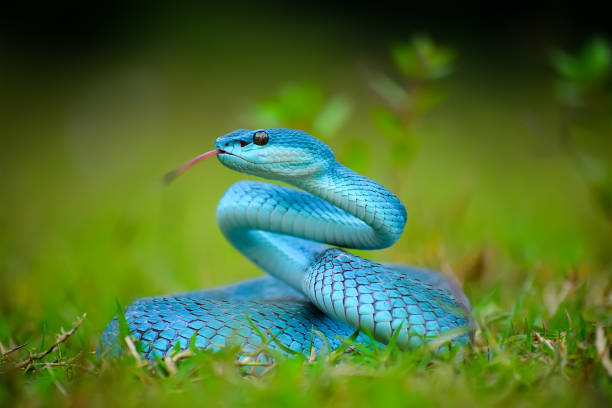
[{"xmin": 2, "ymin": 3, "xmax": 611, "ymax": 57}]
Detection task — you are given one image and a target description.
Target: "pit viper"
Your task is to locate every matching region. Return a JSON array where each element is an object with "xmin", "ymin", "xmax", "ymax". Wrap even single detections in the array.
[{"xmin": 101, "ymin": 128, "xmax": 471, "ymax": 358}]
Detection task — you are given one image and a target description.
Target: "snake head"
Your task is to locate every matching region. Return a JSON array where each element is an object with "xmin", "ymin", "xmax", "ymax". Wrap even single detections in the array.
[{"xmin": 215, "ymin": 128, "xmax": 335, "ymax": 181}]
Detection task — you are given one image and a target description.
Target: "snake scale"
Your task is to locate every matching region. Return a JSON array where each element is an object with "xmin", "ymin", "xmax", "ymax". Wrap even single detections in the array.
[{"xmin": 101, "ymin": 128, "xmax": 472, "ymax": 358}]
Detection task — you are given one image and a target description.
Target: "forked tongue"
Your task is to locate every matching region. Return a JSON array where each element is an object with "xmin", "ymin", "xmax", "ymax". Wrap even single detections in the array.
[{"xmin": 163, "ymin": 149, "xmax": 222, "ymax": 184}]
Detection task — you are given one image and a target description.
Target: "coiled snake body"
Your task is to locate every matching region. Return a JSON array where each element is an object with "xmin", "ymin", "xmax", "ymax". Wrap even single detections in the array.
[{"xmin": 101, "ymin": 129, "xmax": 471, "ymax": 358}]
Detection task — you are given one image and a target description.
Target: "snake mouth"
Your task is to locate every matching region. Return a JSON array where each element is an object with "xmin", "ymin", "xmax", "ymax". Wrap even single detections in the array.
[
  {"xmin": 164, "ymin": 147, "xmax": 299, "ymax": 185},
  {"xmin": 218, "ymin": 151, "xmax": 297, "ymax": 166}
]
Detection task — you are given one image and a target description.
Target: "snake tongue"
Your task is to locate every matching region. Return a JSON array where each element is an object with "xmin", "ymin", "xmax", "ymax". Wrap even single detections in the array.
[{"xmin": 163, "ymin": 149, "xmax": 222, "ymax": 184}]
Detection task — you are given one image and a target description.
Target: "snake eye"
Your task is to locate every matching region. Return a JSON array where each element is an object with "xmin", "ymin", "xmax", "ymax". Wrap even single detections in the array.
[{"xmin": 253, "ymin": 131, "xmax": 269, "ymax": 146}]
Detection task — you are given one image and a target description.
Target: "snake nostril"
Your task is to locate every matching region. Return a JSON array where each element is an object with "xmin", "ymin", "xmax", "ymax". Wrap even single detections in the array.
[{"xmin": 224, "ymin": 142, "xmax": 229, "ymax": 147}]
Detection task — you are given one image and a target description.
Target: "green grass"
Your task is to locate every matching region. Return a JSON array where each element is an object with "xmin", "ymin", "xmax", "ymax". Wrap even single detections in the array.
[
  {"xmin": 1, "ymin": 279, "xmax": 610, "ymax": 407},
  {"xmin": 1, "ymin": 31, "xmax": 611, "ymax": 407}
]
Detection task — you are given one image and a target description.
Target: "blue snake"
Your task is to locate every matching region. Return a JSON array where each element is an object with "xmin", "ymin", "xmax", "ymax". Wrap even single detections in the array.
[{"xmin": 101, "ymin": 128, "xmax": 472, "ymax": 358}]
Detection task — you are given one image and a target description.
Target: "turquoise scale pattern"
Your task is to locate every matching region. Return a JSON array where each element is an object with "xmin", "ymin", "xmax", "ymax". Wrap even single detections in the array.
[
  {"xmin": 100, "ymin": 287, "xmax": 364, "ymax": 358},
  {"xmin": 304, "ymin": 248, "xmax": 470, "ymax": 348}
]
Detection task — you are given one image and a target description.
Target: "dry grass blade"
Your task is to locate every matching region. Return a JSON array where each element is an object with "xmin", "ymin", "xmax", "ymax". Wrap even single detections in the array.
[
  {"xmin": 595, "ymin": 326, "xmax": 612, "ymax": 377},
  {"xmin": 235, "ymin": 361, "xmax": 274, "ymax": 367},
  {"xmin": 308, "ymin": 345, "xmax": 317, "ymax": 364},
  {"xmin": 164, "ymin": 349, "xmax": 196, "ymax": 375},
  {"xmin": 544, "ymin": 280, "xmax": 575, "ymax": 316},
  {"xmin": 46, "ymin": 365, "xmax": 67, "ymax": 396},
  {"xmin": 124, "ymin": 336, "xmax": 146, "ymax": 367},
  {"xmin": 13, "ymin": 313, "xmax": 86, "ymax": 370},
  {"xmin": 533, "ymin": 331, "xmax": 555, "ymax": 352},
  {"xmin": 1, "ymin": 342, "xmax": 28, "ymax": 359},
  {"xmin": 41, "ymin": 352, "xmax": 83, "ymax": 368}
]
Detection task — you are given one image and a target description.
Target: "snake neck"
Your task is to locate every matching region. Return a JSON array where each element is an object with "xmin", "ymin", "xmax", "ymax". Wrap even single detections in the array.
[
  {"xmin": 216, "ymin": 161, "xmax": 407, "ymax": 292},
  {"xmin": 295, "ymin": 162, "xmax": 407, "ymax": 248}
]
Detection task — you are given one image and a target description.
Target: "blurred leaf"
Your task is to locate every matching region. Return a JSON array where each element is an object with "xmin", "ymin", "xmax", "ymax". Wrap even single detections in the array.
[
  {"xmin": 551, "ymin": 37, "xmax": 612, "ymax": 83},
  {"xmin": 171, "ymin": 339, "xmax": 182, "ymax": 355},
  {"xmin": 251, "ymin": 84, "xmax": 352, "ymax": 137},
  {"xmin": 392, "ymin": 35, "xmax": 456, "ymax": 80},
  {"xmin": 313, "ymin": 95, "xmax": 353, "ymax": 138},
  {"xmin": 369, "ymin": 73, "xmax": 408, "ymax": 108},
  {"xmin": 576, "ymin": 153, "xmax": 612, "ymax": 223},
  {"xmin": 576, "ymin": 151, "xmax": 608, "ymax": 183},
  {"xmin": 370, "ymin": 107, "xmax": 408, "ymax": 142},
  {"xmin": 414, "ymin": 86, "xmax": 447, "ymax": 113},
  {"xmin": 370, "ymin": 107, "xmax": 416, "ymax": 166},
  {"xmin": 553, "ymin": 81, "xmax": 585, "ymax": 107},
  {"xmin": 251, "ymin": 83, "xmax": 325, "ymax": 130},
  {"xmin": 115, "ymin": 299, "xmax": 130, "ymax": 344},
  {"xmin": 551, "ymin": 37, "xmax": 612, "ymax": 106},
  {"xmin": 38, "ymin": 320, "xmax": 47, "ymax": 353}
]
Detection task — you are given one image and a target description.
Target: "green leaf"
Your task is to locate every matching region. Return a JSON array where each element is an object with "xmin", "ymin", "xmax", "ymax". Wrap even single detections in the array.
[
  {"xmin": 153, "ymin": 353, "xmax": 169, "ymax": 376},
  {"xmin": 392, "ymin": 35, "xmax": 456, "ymax": 80},
  {"xmin": 245, "ymin": 314, "xmax": 269, "ymax": 344},
  {"xmin": 38, "ymin": 320, "xmax": 47, "ymax": 353},
  {"xmin": 313, "ymin": 95, "xmax": 352, "ymax": 138},
  {"xmin": 414, "ymin": 86, "xmax": 447, "ymax": 113},
  {"xmin": 370, "ymin": 107, "xmax": 408, "ymax": 142},
  {"xmin": 171, "ymin": 339, "xmax": 182, "ymax": 356},
  {"xmin": 250, "ymin": 83, "xmax": 325, "ymax": 130},
  {"xmin": 266, "ymin": 328, "xmax": 304, "ymax": 358},
  {"xmin": 189, "ymin": 332, "xmax": 198, "ymax": 353},
  {"xmin": 370, "ymin": 73, "xmax": 408, "ymax": 108},
  {"xmin": 551, "ymin": 37, "xmax": 612, "ymax": 82},
  {"xmin": 115, "ymin": 298, "xmax": 130, "ymax": 347},
  {"xmin": 312, "ymin": 329, "xmax": 331, "ymax": 354}
]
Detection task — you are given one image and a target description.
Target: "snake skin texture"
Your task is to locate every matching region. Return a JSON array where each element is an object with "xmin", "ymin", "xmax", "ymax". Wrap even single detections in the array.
[{"xmin": 100, "ymin": 128, "xmax": 472, "ymax": 358}]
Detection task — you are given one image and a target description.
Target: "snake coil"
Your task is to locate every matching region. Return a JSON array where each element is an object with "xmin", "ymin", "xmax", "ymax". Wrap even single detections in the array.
[{"xmin": 101, "ymin": 128, "xmax": 471, "ymax": 358}]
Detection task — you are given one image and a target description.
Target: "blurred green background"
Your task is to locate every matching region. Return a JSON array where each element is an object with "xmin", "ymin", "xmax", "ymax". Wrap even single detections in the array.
[{"xmin": 1, "ymin": 3, "xmax": 611, "ymax": 406}]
